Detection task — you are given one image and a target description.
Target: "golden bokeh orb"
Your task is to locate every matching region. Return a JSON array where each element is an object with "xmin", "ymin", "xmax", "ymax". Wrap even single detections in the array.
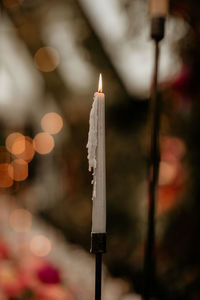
[
  {"xmin": 8, "ymin": 159, "xmax": 28, "ymax": 182},
  {"xmin": 34, "ymin": 47, "xmax": 60, "ymax": 72},
  {"xmin": 30, "ymin": 235, "xmax": 51, "ymax": 257},
  {"xmin": 6, "ymin": 133, "xmax": 25, "ymax": 155},
  {"xmin": 17, "ymin": 136, "xmax": 35, "ymax": 163},
  {"xmin": 41, "ymin": 112, "xmax": 63, "ymax": 134},
  {"xmin": 33, "ymin": 133, "xmax": 55, "ymax": 155}
]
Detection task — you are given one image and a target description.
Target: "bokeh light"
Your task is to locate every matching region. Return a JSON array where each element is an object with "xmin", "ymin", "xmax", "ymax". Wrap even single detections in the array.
[
  {"xmin": 30, "ymin": 235, "xmax": 51, "ymax": 257},
  {"xmin": 158, "ymin": 187, "xmax": 178, "ymax": 213},
  {"xmin": 158, "ymin": 161, "xmax": 177, "ymax": 186},
  {"xmin": 3, "ymin": 0, "xmax": 23, "ymax": 9},
  {"xmin": 6, "ymin": 133, "xmax": 25, "ymax": 155},
  {"xmin": 12, "ymin": 138, "xmax": 26, "ymax": 156},
  {"xmin": 34, "ymin": 47, "xmax": 60, "ymax": 72},
  {"xmin": 17, "ymin": 136, "xmax": 35, "ymax": 162},
  {"xmin": 41, "ymin": 112, "xmax": 63, "ymax": 134},
  {"xmin": 161, "ymin": 136, "xmax": 186, "ymax": 159},
  {"xmin": 9, "ymin": 209, "xmax": 32, "ymax": 233},
  {"xmin": 8, "ymin": 159, "xmax": 28, "ymax": 182},
  {"xmin": 33, "ymin": 133, "xmax": 55, "ymax": 155},
  {"xmin": 0, "ymin": 163, "xmax": 13, "ymax": 188}
]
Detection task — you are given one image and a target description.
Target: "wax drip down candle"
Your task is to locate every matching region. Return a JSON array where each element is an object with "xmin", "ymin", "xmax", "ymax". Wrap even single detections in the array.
[{"xmin": 87, "ymin": 73, "xmax": 106, "ymax": 234}]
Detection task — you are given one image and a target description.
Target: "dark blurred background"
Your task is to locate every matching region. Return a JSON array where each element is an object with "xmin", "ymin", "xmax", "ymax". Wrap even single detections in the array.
[{"xmin": 0, "ymin": 0, "xmax": 200, "ymax": 299}]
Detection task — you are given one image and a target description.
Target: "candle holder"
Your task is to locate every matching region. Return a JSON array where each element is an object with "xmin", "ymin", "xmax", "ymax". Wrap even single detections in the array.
[
  {"xmin": 143, "ymin": 14, "xmax": 166, "ymax": 300},
  {"xmin": 91, "ymin": 233, "xmax": 107, "ymax": 300},
  {"xmin": 91, "ymin": 233, "xmax": 107, "ymax": 254}
]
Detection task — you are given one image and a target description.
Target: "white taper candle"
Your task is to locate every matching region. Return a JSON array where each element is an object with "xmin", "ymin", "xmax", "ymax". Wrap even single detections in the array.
[{"xmin": 87, "ymin": 74, "xmax": 106, "ymax": 233}]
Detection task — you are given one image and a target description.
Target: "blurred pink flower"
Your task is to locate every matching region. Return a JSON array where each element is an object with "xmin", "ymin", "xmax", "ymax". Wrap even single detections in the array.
[{"xmin": 37, "ymin": 263, "xmax": 61, "ymax": 284}]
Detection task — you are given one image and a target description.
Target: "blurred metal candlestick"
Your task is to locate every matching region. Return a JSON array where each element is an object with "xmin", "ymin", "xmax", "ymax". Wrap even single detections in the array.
[
  {"xmin": 143, "ymin": 1, "xmax": 168, "ymax": 299},
  {"xmin": 143, "ymin": 40, "xmax": 160, "ymax": 300}
]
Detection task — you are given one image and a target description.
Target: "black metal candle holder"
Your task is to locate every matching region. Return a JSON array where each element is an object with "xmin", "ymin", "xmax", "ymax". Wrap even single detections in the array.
[
  {"xmin": 91, "ymin": 233, "xmax": 107, "ymax": 300},
  {"xmin": 143, "ymin": 16, "xmax": 166, "ymax": 300}
]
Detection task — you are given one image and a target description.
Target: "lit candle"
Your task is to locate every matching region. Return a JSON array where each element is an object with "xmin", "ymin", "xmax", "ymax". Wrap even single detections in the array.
[
  {"xmin": 149, "ymin": 0, "xmax": 169, "ymax": 16},
  {"xmin": 87, "ymin": 74, "xmax": 106, "ymax": 233}
]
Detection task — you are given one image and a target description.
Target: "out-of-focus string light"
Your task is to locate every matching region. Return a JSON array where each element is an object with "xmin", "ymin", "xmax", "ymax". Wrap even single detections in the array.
[
  {"xmin": 9, "ymin": 209, "xmax": 32, "ymax": 233},
  {"xmin": 34, "ymin": 47, "xmax": 60, "ymax": 72},
  {"xmin": 6, "ymin": 133, "xmax": 25, "ymax": 156},
  {"xmin": 33, "ymin": 133, "xmax": 55, "ymax": 155},
  {"xmin": 8, "ymin": 159, "xmax": 28, "ymax": 182},
  {"xmin": 41, "ymin": 112, "xmax": 63, "ymax": 135},
  {"xmin": 16, "ymin": 136, "xmax": 35, "ymax": 163},
  {"xmin": 0, "ymin": 163, "xmax": 13, "ymax": 188},
  {"xmin": 30, "ymin": 235, "xmax": 51, "ymax": 257},
  {"xmin": 12, "ymin": 139, "xmax": 26, "ymax": 156}
]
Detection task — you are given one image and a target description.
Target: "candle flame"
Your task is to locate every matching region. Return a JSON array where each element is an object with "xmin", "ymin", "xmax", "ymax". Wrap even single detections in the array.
[{"xmin": 98, "ymin": 73, "xmax": 103, "ymax": 93}]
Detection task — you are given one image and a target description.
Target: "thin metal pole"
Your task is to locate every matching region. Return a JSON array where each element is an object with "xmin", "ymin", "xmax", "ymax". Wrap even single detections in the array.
[
  {"xmin": 143, "ymin": 40, "xmax": 160, "ymax": 300},
  {"xmin": 95, "ymin": 253, "xmax": 102, "ymax": 300},
  {"xmin": 91, "ymin": 233, "xmax": 106, "ymax": 300}
]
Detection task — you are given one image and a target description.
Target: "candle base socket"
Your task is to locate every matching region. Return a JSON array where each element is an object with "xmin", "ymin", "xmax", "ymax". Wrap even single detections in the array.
[
  {"xmin": 151, "ymin": 17, "xmax": 165, "ymax": 41},
  {"xmin": 91, "ymin": 233, "xmax": 107, "ymax": 254}
]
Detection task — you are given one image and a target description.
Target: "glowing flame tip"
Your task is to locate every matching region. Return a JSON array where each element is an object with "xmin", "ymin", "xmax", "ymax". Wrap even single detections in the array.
[{"xmin": 98, "ymin": 73, "xmax": 103, "ymax": 93}]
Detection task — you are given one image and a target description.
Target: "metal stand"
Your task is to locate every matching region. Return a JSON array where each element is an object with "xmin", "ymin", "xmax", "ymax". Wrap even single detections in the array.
[
  {"xmin": 143, "ymin": 17, "xmax": 165, "ymax": 300},
  {"xmin": 91, "ymin": 233, "xmax": 106, "ymax": 300},
  {"xmin": 95, "ymin": 254, "xmax": 102, "ymax": 300}
]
